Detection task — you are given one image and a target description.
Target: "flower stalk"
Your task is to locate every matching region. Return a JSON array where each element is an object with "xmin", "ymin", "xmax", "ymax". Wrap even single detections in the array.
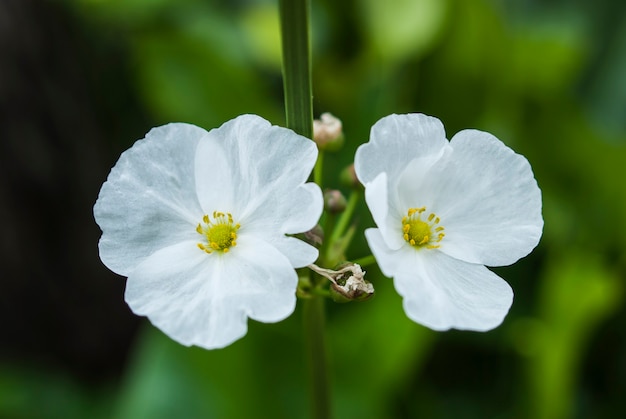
[
  {"xmin": 352, "ymin": 254, "xmax": 377, "ymax": 268},
  {"xmin": 279, "ymin": 0, "xmax": 313, "ymax": 139},
  {"xmin": 324, "ymin": 190, "xmax": 360, "ymax": 266},
  {"xmin": 279, "ymin": 0, "xmax": 331, "ymax": 417}
]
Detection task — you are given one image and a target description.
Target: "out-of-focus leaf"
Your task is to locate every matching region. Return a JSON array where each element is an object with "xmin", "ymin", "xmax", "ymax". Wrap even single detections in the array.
[
  {"xmin": 328, "ymin": 272, "xmax": 435, "ymax": 417},
  {"xmin": 131, "ymin": 16, "xmax": 281, "ymax": 127},
  {"xmin": 0, "ymin": 365, "xmax": 115, "ymax": 419},
  {"xmin": 358, "ymin": 0, "xmax": 449, "ymax": 64},
  {"xmin": 114, "ymin": 313, "xmax": 308, "ymax": 419},
  {"xmin": 510, "ymin": 252, "xmax": 622, "ymax": 419},
  {"xmin": 585, "ymin": 18, "xmax": 626, "ymax": 137},
  {"xmin": 239, "ymin": 2, "xmax": 282, "ymax": 70},
  {"xmin": 68, "ymin": 0, "xmax": 189, "ymax": 25},
  {"xmin": 508, "ymin": 20, "xmax": 587, "ymax": 97}
]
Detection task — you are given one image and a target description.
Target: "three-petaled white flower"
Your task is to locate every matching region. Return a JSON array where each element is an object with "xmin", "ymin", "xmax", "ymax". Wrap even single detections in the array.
[
  {"xmin": 94, "ymin": 115, "xmax": 323, "ymax": 349},
  {"xmin": 355, "ymin": 113, "xmax": 543, "ymax": 331}
]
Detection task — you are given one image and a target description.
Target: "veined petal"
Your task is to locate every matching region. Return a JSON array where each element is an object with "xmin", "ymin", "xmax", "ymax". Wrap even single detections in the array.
[
  {"xmin": 244, "ymin": 182, "xmax": 323, "ymax": 237},
  {"xmin": 394, "ymin": 149, "xmax": 451, "ymax": 212},
  {"xmin": 269, "ymin": 236, "xmax": 319, "ymax": 268},
  {"xmin": 395, "ymin": 251, "xmax": 513, "ymax": 331},
  {"xmin": 364, "ymin": 173, "xmax": 405, "ymax": 250},
  {"xmin": 364, "ymin": 228, "xmax": 406, "ymax": 278},
  {"xmin": 355, "ymin": 113, "xmax": 447, "ymax": 185},
  {"xmin": 94, "ymin": 123, "xmax": 206, "ymax": 276},
  {"xmin": 366, "ymin": 229, "xmax": 513, "ymax": 331},
  {"xmin": 279, "ymin": 182, "xmax": 324, "ymax": 234},
  {"xmin": 125, "ymin": 237, "xmax": 297, "ymax": 350},
  {"xmin": 194, "ymin": 129, "xmax": 235, "ymax": 214},
  {"xmin": 195, "ymin": 114, "xmax": 319, "ymax": 225},
  {"xmin": 217, "ymin": 236, "xmax": 298, "ymax": 323},
  {"xmin": 241, "ymin": 182, "xmax": 322, "ymax": 268},
  {"xmin": 424, "ymin": 130, "xmax": 543, "ymax": 266}
]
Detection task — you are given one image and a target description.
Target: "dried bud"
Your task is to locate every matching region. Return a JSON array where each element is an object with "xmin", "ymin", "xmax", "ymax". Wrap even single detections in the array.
[
  {"xmin": 324, "ymin": 189, "xmax": 347, "ymax": 214},
  {"xmin": 308, "ymin": 262, "xmax": 374, "ymax": 303},
  {"xmin": 313, "ymin": 113, "xmax": 344, "ymax": 151}
]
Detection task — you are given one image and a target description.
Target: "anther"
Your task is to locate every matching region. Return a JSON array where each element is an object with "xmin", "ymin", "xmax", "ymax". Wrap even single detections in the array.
[
  {"xmin": 196, "ymin": 211, "xmax": 240, "ymax": 254},
  {"xmin": 402, "ymin": 207, "xmax": 445, "ymax": 250}
]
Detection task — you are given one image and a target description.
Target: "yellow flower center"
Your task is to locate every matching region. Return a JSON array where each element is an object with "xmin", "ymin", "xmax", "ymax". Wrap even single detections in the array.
[
  {"xmin": 196, "ymin": 211, "xmax": 240, "ymax": 254},
  {"xmin": 402, "ymin": 207, "xmax": 445, "ymax": 249}
]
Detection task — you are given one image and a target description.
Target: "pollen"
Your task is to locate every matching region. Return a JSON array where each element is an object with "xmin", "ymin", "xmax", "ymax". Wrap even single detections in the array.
[
  {"xmin": 401, "ymin": 207, "xmax": 445, "ymax": 250},
  {"xmin": 196, "ymin": 211, "xmax": 240, "ymax": 254}
]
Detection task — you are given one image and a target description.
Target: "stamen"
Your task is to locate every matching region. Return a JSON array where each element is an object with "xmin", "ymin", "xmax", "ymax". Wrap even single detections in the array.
[
  {"xmin": 196, "ymin": 211, "xmax": 240, "ymax": 254},
  {"xmin": 402, "ymin": 207, "xmax": 445, "ymax": 250}
]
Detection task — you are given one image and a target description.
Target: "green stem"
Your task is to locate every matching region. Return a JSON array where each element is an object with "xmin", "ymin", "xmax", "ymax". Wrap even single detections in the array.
[
  {"xmin": 326, "ymin": 190, "xmax": 360, "ymax": 254},
  {"xmin": 303, "ymin": 296, "xmax": 331, "ymax": 419},
  {"xmin": 279, "ymin": 1, "xmax": 330, "ymax": 418},
  {"xmin": 279, "ymin": 0, "xmax": 313, "ymax": 139},
  {"xmin": 352, "ymin": 254, "xmax": 377, "ymax": 268},
  {"xmin": 314, "ymin": 150, "xmax": 324, "ymax": 187}
]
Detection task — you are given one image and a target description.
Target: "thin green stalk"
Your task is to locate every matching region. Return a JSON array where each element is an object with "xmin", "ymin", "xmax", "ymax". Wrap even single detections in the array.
[
  {"xmin": 279, "ymin": 0, "xmax": 313, "ymax": 139},
  {"xmin": 303, "ymin": 295, "xmax": 331, "ymax": 419},
  {"xmin": 352, "ymin": 254, "xmax": 377, "ymax": 268},
  {"xmin": 279, "ymin": 1, "xmax": 331, "ymax": 418},
  {"xmin": 319, "ymin": 210, "xmax": 336, "ymax": 267},
  {"xmin": 327, "ymin": 190, "xmax": 360, "ymax": 251},
  {"xmin": 314, "ymin": 150, "xmax": 324, "ymax": 187}
]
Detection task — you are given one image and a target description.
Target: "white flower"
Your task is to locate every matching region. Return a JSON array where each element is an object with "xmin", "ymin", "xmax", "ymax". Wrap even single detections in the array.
[
  {"xmin": 355, "ymin": 113, "xmax": 543, "ymax": 331},
  {"xmin": 94, "ymin": 115, "xmax": 323, "ymax": 349}
]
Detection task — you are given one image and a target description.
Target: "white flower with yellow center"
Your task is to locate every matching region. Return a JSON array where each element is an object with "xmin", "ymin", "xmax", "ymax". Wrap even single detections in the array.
[
  {"xmin": 355, "ymin": 113, "xmax": 543, "ymax": 331},
  {"xmin": 94, "ymin": 115, "xmax": 323, "ymax": 349}
]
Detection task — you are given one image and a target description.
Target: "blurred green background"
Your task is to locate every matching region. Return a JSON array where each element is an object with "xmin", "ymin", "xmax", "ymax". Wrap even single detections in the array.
[{"xmin": 1, "ymin": 0, "xmax": 625, "ymax": 417}]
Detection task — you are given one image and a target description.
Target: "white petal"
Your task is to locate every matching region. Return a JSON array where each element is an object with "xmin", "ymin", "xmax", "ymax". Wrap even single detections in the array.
[
  {"xmin": 364, "ymin": 228, "xmax": 405, "ymax": 278},
  {"xmin": 355, "ymin": 113, "xmax": 448, "ymax": 185},
  {"xmin": 245, "ymin": 182, "xmax": 323, "ymax": 236},
  {"xmin": 423, "ymin": 130, "xmax": 543, "ymax": 266},
  {"xmin": 270, "ymin": 236, "xmax": 319, "ymax": 268},
  {"xmin": 125, "ymin": 237, "xmax": 297, "ymax": 350},
  {"xmin": 194, "ymin": 128, "xmax": 235, "ymax": 213},
  {"xmin": 365, "ymin": 229, "xmax": 512, "ymax": 331},
  {"xmin": 394, "ymin": 149, "xmax": 451, "ymax": 211},
  {"xmin": 195, "ymin": 114, "xmax": 319, "ymax": 225},
  {"xmin": 364, "ymin": 173, "xmax": 405, "ymax": 250},
  {"xmin": 244, "ymin": 182, "xmax": 322, "ymax": 267},
  {"xmin": 279, "ymin": 182, "xmax": 324, "ymax": 234},
  {"xmin": 395, "ymin": 251, "xmax": 513, "ymax": 331},
  {"xmin": 218, "ymin": 235, "xmax": 298, "ymax": 324},
  {"xmin": 94, "ymin": 123, "xmax": 206, "ymax": 276}
]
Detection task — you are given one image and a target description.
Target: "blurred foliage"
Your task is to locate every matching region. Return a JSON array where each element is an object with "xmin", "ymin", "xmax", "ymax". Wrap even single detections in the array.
[
  {"xmin": 512, "ymin": 252, "xmax": 622, "ymax": 419},
  {"xmin": 3, "ymin": 0, "xmax": 626, "ymax": 417}
]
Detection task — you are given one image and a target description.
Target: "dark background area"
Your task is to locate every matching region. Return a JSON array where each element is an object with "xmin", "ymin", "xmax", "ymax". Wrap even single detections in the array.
[{"xmin": 0, "ymin": 0, "xmax": 141, "ymax": 381}]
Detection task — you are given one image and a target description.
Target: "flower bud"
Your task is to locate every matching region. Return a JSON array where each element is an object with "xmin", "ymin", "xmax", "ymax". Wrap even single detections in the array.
[
  {"xmin": 303, "ymin": 224, "xmax": 324, "ymax": 248},
  {"xmin": 340, "ymin": 163, "xmax": 362, "ymax": 190},
  {"xmin": 324, "ymin": 189, "xmax": 347, "ymax": 214},
  {"xmin": 313, "ymin": 113, "xmax": 344, "ymax": 151}
]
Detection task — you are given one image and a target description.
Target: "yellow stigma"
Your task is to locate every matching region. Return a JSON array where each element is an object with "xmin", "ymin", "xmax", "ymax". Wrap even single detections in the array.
[
  {"xmin": 196, "ymin": 211, "xmax": 240, "ymax": 254},
  {"xmin": 401, "ymin": 207, "xmax": 445, "ymax": 249}
]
